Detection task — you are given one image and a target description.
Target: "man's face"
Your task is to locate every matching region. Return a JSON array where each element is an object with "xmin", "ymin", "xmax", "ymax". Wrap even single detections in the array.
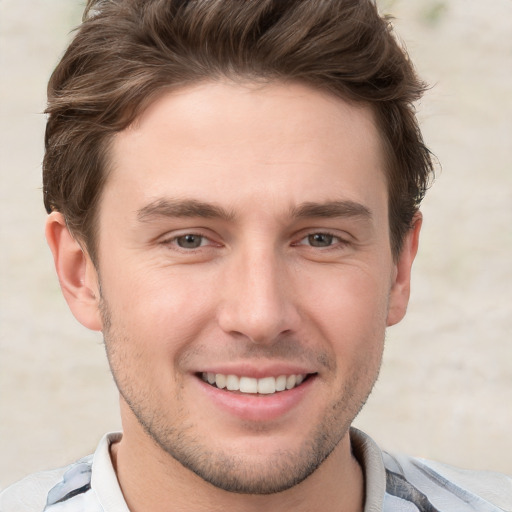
[{"xmin": 94, "ymin": 81, "xmax": 411, "ymax": 493}]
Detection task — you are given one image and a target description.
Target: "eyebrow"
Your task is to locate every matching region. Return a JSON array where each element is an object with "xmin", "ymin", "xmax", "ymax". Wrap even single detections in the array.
[
  {"xmin": 291, "ymin": 200, "xmax": 372, "ymax": 221},
  {"xmin": 137, "ymin": 198, "xmax": 372, "ymax": 223},
  {"xmin": 137, "ymin": 198, "xmax": 235, "ymax": 222}
]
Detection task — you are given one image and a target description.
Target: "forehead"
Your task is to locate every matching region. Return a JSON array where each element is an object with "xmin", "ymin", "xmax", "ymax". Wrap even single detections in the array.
[{"xmin": 105, "ymin": 80, "xmax": 387, "ymax": 221}]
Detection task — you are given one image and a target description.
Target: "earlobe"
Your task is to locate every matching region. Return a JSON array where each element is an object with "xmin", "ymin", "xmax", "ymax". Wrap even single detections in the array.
[
  {"xmin": 45, "ymin": 212, "xmax": 103, "ymax": 331},
  {"xmin": 386, "ymin": 212, "xmax": 422, "ymax": 327}
]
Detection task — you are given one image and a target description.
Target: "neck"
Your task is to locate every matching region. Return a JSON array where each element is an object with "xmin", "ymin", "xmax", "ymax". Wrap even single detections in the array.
[{"xmin": 110, "ymin": 426, "xmax": 364, "ymax": 512}]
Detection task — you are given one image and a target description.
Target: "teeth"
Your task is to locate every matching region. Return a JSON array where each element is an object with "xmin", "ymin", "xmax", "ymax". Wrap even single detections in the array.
[
  {"xmin": 239, "ymin": 376, "xmax": 258, "ymax": 393},
  {"xmin": 216, "ymin": 374, "xmax": 227, "ymax": 389},
  {"xmin": 201, "ymin": 372, "xmax": 308, "ymax": 394},
  {"xmin": 258, "ymin": 376, "xmax": 276, "ymax": 394},
  {"xmin": 275, "ymin": 375, "xmax": 287, "ymax": 392},
  {"xmin": 286, "ymin": 375, "xmax": 296, "ymax": 390},
  {"xmin": 226, "ymin": 375, "xmax": 239, "ymax": 391}
]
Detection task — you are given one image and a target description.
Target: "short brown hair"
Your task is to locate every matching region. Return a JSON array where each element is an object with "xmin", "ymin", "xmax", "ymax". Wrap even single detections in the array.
[{"xmin": 43, "ymin": 0, "xmax": 434, "ymax": 263}]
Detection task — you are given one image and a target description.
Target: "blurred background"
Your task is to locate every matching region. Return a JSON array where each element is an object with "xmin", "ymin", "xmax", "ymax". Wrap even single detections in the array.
[{"xmin": 0, "ymin": 0, "xmax": 511, "ymax": 489}]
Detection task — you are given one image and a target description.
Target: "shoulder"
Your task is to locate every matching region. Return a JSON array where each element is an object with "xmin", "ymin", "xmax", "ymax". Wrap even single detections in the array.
[
  {"xmin": 383, "ymin": 451, "xmax": 512, "ymax": 512},
  {"xmin": 0, "ymin": 433, "xmax": 124, "ymax": 512},
  {"xmin": 0, "ymin": 464, "xmax": 76, "ymax": 512},
  {"xmin": 0, "ymin": 455, "xmax": 94, "ymax": 512}
]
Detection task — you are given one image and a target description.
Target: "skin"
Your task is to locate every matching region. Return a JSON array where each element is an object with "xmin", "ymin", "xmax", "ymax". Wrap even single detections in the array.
[{"xmin": 46, "ymin": 81, "xmax": 421, "ymax": 512}]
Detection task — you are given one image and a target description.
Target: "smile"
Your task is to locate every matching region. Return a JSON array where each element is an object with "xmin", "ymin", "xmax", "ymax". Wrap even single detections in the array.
[{"xmin": 200, "ymin": 372, "xmax": 309, "ymax": 395}]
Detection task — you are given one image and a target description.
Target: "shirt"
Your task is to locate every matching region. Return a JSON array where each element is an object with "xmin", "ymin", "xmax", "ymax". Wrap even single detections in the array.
[{"xmin": 1, "ymin": 429, "xmax": 511, "ymax": 511}]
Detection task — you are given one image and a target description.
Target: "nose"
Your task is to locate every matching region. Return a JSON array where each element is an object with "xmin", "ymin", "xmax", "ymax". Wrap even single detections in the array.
[{"xmin": 217, "ymin": 246, "xmax": 300, "ymax": 345}]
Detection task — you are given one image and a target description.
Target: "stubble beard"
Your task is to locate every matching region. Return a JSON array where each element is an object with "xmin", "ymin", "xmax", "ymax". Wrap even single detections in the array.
[{"xmin": 100, "ymin": 297, "xmax": 381, "ymax": 495}]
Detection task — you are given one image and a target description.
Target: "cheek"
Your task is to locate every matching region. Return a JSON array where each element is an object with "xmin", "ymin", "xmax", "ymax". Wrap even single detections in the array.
[
  {"xmin": 299, "ymin": 263, "xmax": 391, "ymax": 327},
  {"xmin": 100, "ymin": 263, "xmax": 220, "ymax": 367},
  {"xmin": 296, "ymin": 263, "xmax": 390, "ymax": 362}
]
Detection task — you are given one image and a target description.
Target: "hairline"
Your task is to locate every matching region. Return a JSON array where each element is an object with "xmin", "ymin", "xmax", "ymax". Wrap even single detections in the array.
[{"xmin": 74, "ymin": 77, "xmax": 407, "ymax": 266}]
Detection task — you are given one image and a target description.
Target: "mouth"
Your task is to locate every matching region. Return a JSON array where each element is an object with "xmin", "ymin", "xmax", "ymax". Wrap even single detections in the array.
[{"xmin": 199, "ymin": 372, "xmax": 313, "ymax": 395}]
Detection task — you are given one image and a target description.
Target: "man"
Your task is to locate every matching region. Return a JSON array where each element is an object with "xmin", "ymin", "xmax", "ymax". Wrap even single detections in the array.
[{"xmin": 1, "ymin": 0, "xmax": 511, "ymax": 511}]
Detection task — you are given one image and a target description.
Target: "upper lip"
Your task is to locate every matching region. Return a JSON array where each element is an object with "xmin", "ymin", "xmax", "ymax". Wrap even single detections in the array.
[{"xmin": 195, "ymin": 363, "xmax": 316, "ymax": 379}]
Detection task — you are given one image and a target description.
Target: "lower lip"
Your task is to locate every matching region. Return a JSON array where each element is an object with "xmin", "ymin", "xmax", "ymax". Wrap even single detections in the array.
[{"xmin": 195, "ymin": 376, "xmax": 316, "ymax": 422}]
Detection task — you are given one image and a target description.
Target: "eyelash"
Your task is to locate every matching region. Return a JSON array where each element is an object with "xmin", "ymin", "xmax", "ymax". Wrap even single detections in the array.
[
  {"xmin": 160, "ymin": 230, "xmax": 349, "ymax": 252},
  {"xmin": 161, "ymin": 233, "xmax": 216, "ymax": 251},
  {"xmin": 294, "ymin": 231, "xmax": 348, "ymax": 250}
]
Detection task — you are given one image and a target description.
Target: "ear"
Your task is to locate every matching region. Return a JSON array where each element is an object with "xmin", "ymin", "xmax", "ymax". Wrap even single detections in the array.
[
  {"xmin": 45, "ymin": 212, "xmax": 103, "ymax": 331},
  {"xmin": 386, "ymin": 212, "xmax": 422, "ymax": 327}
]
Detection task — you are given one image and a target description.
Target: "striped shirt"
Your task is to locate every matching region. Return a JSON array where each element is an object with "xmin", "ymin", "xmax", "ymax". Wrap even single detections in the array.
[{"xmin": 1, "ymin": 429, "xmax": 511, "ymax": 511}]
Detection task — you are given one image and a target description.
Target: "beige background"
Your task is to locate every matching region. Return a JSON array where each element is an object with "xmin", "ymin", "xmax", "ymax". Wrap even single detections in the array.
[{"xmin": 1, "ymin": 0, "xmax": 511, "ymax": 490}]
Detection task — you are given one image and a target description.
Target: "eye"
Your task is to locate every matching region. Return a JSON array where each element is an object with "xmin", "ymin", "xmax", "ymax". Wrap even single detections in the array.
[
  {"xmin": 159, "ymin": 229, "xmax": 223, "ymax": 254},
  {"xmin": 292, "ymin": 231, "xmax": 352, "ymax": 256},
  {"xmin": 296, "ymin": 232, "xmax": 345, "ymax": 248},
  {"xmin": 174, "ymin": 234, "xmax": 207, "ymax": 249},
  {"xmin": 306, "ymin": 233, "xmax": 336, "ymax": 248}
]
